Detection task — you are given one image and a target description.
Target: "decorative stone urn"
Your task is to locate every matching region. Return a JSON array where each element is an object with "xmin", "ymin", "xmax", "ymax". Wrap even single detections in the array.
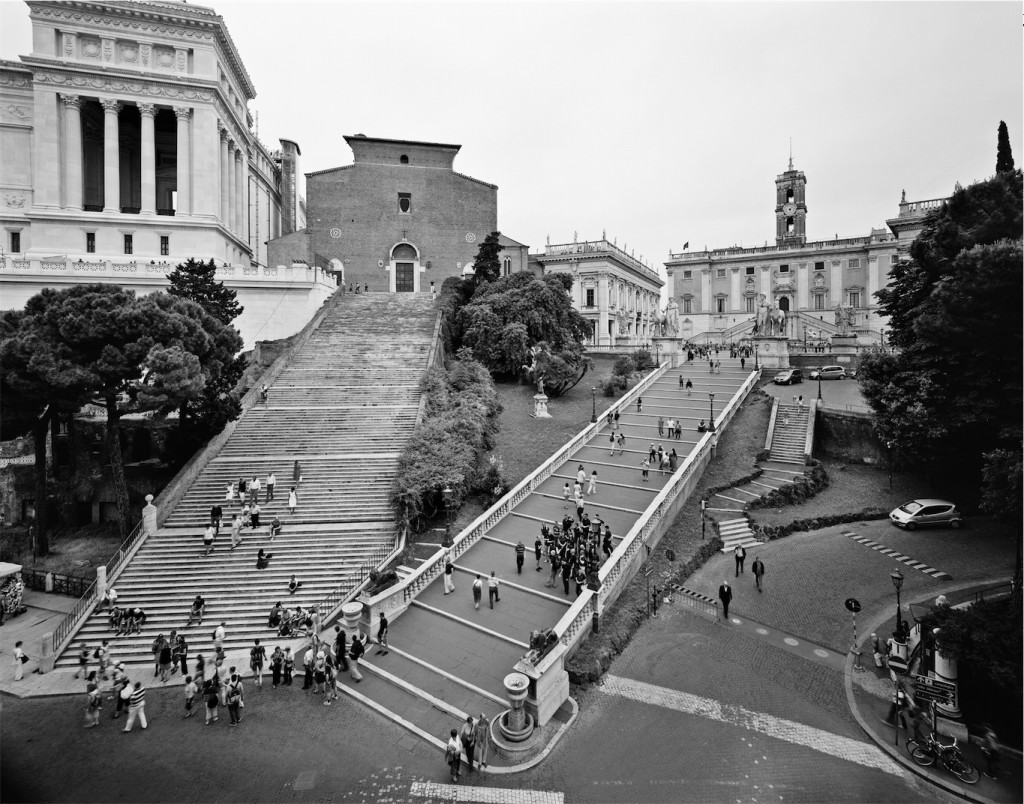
[{"xmin": 499, "ymin": 672, "xmax": 534, "ymax": 742}]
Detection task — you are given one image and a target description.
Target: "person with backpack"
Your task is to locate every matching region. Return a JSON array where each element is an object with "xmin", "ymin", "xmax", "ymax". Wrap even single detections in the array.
[
  {"xmin": 250, "ymin": 639, "xmax": 266, "ymax": 686},
  {"xmin": 204, "ymin": 675, "xmax": 220, "ymax": 725},
  {"xmin": 226, "ymin": 673, "xmax": 244, "ymax": 726}
]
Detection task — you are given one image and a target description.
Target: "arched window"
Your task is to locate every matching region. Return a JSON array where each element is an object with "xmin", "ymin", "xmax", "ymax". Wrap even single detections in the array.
[{"xmin": 503, "ymin": 256, "xmax": 511, "ymax": 276}]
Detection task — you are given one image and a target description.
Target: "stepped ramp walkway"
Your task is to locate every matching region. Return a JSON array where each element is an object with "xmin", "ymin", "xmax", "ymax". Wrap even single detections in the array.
[
  {"xmin": 55, "ymin": 293, "xmax": 439, "ymax": 671},
  {"xmin": 348, "ymin": 357, "xmax": 758, "ymax": 766}
]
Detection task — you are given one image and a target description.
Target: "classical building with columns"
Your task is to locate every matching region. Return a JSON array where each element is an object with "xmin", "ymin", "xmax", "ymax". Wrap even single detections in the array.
[
  {"xmin": 663, "ymin": 159, "xmax": 947, "ymax": 346},
  {"xmin": 529, "ymin": 237, "xmax": 664, "ymax": 348},
  {"xmin": 0, "ymin": 1, "xmax": 327, "ymax": 349}
]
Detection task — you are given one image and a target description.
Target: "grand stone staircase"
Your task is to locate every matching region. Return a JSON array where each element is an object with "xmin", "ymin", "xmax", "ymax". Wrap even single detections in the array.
[{"xmin": 55, "ymin": 293, "xmax": 439, "ymax": 671}]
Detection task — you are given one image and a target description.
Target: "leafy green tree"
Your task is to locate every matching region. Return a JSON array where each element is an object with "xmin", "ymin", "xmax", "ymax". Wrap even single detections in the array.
[
  {"xmin": 468, "ymin": 231, "xmax": 503, "ymax": 285},
  {"xmin": 862, "ymin": 168, "xmax": 1022, "ymax": 504},
  {"xmin": 997, "ymin": 120, "xmax": 1015, "ymax": 174},
  {"xmin": 458, "ymin": 271, "xmax": 592, "ymax": 394},
  {"xmin": 166, "ymin": 258, "xmax": 243, "ymax": 325},
  {"xmin": 166, "ymin": 257, "xmax": 246, "ymax": 460}
]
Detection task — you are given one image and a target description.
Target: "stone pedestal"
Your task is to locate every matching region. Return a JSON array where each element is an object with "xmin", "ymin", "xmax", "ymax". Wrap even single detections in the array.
[
  {"xmin": 830, "ymin": 334, "xmax": 859, "ymax": 357},
  {"xmin": 499, "ymin": 671, "xmax": 534, "ymax": 742},
  {"xmin": 38, "ymin": 631, "xmax": 55, "ymax": 674},
  {"xmin": 513, "ymin": 641, "xmax": 569, "ymax": 727},
  {"xmin": 340, "ymin": 601, "xmax": 362, "ymax": 642},
  {"xmin": 532, "ymin": 394, "xmax": 552, "ymax": 419},
  {"xmin": 652, "ymin": 336, "xmax": 685, "ymax": 368},
  {"xmin": 752, "ymin": 334, "xmax": 790, "ymax": 369}
]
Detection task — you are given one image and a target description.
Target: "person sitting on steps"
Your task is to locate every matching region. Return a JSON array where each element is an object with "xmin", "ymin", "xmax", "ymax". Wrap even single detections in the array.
[{"xmin": 696, "ymin": 419, "xmax": 707, "ymax": 432}]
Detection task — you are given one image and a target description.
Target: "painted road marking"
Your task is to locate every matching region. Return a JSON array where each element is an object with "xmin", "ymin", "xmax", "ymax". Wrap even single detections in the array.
[
  {"xmin": 410, "ymin": 781, "xmax": 564, "ymax": 804},
  {"xmin": 600, "ymin": 675, "xmax": 907, "ymax": 778},
  {"xmin": 843, "ymin": 532, "xmax": 953, "ymax": 580}
]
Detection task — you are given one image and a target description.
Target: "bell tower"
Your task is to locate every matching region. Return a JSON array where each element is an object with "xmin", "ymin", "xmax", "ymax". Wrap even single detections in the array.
[{"xmin": 775, "ymin": 150, "xmax": 807, "ymax": 245}]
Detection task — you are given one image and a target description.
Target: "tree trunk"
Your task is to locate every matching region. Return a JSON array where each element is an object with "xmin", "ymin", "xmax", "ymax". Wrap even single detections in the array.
[
  {"xmin": 32, "ymin": 407, "xmax": 51, "ymax": 556},
  {"xmin": 106, "ymin": 397, "xmax": 131, "ymax": 538}
]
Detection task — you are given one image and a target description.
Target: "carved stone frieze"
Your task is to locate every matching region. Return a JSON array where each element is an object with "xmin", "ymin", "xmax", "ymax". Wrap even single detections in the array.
[
  {"xmin": 62, "ymin": 32, "xmax": 75, "ymax": 57},
  {"xmin": 0, "ymin": 72, "xmax": 31, "ymax": 88},
  {"xmin": 80, "ymin": 37, "xmax": 101, "ymax": 60},
  {"xmin": 32, "ymin": 71, "xmax": 213, "ymax": 103},
  {"xmin": 139, "ymin": 43, "xmax": 151, "ymax": 67},
  {"xmin": 1, "ymin": 104, "xmax": 31, "ymax": 122},
  {"xmin": 101, "ymin": 38, "xmax": 114, "ymax": 63},
  {"xmin": 4, "ymin": 193, "xmax": 27, "ymax": 208},
  {"xmin": 119, "ymin": 43, "xmax": 139, "ymax": 63}
]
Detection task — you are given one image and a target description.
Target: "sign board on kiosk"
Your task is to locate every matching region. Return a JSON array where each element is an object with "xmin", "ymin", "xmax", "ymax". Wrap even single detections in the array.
[{"xmin": 913, "ymin": 674, "xmax": 957, "ymax": 707}]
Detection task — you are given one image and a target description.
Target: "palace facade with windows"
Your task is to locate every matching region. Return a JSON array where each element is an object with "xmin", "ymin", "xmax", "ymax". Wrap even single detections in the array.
[
  {"xmin": 530, "ymin": 237, "xmax": 664, "ymax": 348},
  {"xmin": 269, "ymin": 135, "xmax": 530, "ymax": 293},
  {"xmin": 0, "ymin": 0, "xmax": 326, "ymax": 349},
  {"xmin": 664, "ymin": 160, "xmax": 945, "ymax": 345}
]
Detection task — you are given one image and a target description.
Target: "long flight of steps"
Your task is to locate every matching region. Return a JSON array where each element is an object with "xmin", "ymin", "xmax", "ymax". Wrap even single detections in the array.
[
  {"xmin": 770, "ymin": 402, "xmax": 810, "ymax": 464},
  {"xmin": 56, "ymin": 293, "xmax": 439, "ymax": 671},
  {"xmin": 335, "ymin": 358, "xmax": 756, "ymax": 758}
]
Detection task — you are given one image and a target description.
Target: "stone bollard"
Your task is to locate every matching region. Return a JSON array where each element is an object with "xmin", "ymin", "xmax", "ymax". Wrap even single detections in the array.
[
  {"xmin": 44, "ymin": 572, "xmax": 54, "ymax": 592},
  {"xmin": 96, "ymin": 566, "xmax": 107, "ymax": 605},
  {"xmin": 341, "ymin": 602, "xmax": 362, "ymax": 643},
  {"xmin": 499, "ymin": 672, "xmax": 534, "ymax": 742},
  {"xmin": 38, "ymin": 631, "xmax": 55, "ymax": 674}
]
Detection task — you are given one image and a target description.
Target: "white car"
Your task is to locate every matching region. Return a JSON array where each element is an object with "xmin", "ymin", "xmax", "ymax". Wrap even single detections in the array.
[
  {"xmin": 810, "ymin": 365, "xmax": 846, "ymax": 380},
  {"xmin": 889, "ymin": 499, "xmax": 964, "ymax": 531}
]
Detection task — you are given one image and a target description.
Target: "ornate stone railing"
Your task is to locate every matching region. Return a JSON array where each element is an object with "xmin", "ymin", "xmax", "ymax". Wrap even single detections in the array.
[
  {"xmin": 550, "ymin": 366, "xmax": 759, "ymax": 656},
  {"xmin": 544, "ymin": 239, "xmax": 661, "ymax": 283},
  {"xmin": 668, "ymin": 233, "xmax": 891, "ymax": 261},
  {"xmin": 360, "ymin": 362, "xmax": 671, "ymax": 629}
]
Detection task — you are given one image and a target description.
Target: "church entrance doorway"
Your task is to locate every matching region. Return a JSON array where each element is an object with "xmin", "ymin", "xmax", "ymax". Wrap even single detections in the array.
[{"xmin": 395, "ymin": 263, "xmax": 414, "ymax": 292}]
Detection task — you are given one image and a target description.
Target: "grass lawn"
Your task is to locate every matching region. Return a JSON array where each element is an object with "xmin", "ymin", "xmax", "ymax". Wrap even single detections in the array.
[{"xmin": 0, "ymin": 523, "xmax": 123, "ymax": 578}]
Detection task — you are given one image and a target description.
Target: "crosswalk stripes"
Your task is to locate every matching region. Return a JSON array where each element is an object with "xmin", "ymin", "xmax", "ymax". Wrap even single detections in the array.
[{"xmin": 842, "ymin": 532, "xmax": 953, "ymax": 580}]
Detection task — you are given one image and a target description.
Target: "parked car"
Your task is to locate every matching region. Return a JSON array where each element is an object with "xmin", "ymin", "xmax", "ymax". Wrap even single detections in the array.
[
  {"xmin": 889, "ymin": 499, "xmax": 964, "ymax": 531},
  {"xmin": 773, "ymin": 369, "xmax": 803, "ymax": 385},
  {"xmin": 810, "ymin": 365, "xmax": 847, "ymax": 380}
]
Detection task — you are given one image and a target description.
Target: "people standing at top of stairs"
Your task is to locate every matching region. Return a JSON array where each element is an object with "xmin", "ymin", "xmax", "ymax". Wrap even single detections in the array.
[
  {"xmin": 535, "ymin": 537, "xmax": 544, "ymax": 571},
  {"xmin": 288, "ymin": 487, "xmax": 298, "ymax": 514},
  {"xmin": 573, "ymin": 482, "xmax": 583, "ymax": 509},
  {"xmin": 648, "ymin": 444, "xmax": 657, "ymax": 464},
  {"xmin": 266, "ymin": 473, "xmax": 276, "ymax": 502}
]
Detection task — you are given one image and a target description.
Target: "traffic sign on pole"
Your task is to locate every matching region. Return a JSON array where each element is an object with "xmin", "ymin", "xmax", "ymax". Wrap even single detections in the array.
[{"xmin": 887, "ymin": 655, "xmax": 909, "ymax": 675}]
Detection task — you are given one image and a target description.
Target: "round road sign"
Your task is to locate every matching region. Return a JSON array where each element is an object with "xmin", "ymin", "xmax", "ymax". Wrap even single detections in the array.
[
  {"xmin": 844, "ymin": 598, "xmax": 862, "ymax": 613},
  {"xmin": 887, "ymin": 655, "xmax": 909, "ymax": 675}
]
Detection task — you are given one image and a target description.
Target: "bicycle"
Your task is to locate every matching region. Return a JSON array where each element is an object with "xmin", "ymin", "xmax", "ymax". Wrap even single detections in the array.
[{"xmin": 906, "ymin": 733, "xmax": 980, "ymax": 784}]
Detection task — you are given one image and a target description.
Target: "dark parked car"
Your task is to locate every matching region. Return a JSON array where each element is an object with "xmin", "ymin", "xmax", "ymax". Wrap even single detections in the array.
[
  {"xmin": 773, "ymin": 369, "xmax": 803, "ymax": 385},
  {"xmin": 889, "ymin": 499, "xmax": 964, "ymax": 531}
]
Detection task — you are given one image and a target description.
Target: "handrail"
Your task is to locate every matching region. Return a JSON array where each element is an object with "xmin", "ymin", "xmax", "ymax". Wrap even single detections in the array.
[{"xmin": 415, "ymin": 309, "xmax": 445, "ymax": 428}]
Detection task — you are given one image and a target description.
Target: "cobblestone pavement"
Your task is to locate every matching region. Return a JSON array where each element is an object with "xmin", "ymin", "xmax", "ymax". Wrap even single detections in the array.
[{"xmin": 683, "ymin": 519, "xmax": 1015, "ymax": 652}]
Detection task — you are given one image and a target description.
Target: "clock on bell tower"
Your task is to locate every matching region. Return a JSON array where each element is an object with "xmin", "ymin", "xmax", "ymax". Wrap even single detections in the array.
[{"xmin": 775, "ymin": 153, "xmax": 807, "ymax": 246}]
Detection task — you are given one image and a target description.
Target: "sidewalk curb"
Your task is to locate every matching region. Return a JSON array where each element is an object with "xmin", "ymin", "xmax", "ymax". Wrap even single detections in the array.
[
  {"xmin": 485, "ymin": 695, "xmax": 579, "ymax": 776},
  {"xmin": 843, "ymin": 590, "xmax": 1000, "ymax": 804}
]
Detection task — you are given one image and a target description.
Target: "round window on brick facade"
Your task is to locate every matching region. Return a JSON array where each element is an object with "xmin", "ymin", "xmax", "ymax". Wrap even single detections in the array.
[{"xmin": 400, "ymin": 154, "xmax": 409, "ymax": 164}]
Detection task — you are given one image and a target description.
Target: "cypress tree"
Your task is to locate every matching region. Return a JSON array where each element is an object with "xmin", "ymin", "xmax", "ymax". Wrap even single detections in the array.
[{"xmin": 996, "ymin": 120, "xmax": 1015, "ymax": 174}]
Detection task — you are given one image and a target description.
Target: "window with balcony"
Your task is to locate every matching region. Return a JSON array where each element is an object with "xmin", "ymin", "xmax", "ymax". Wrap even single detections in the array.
[
  {"xmin": 849, "ymin": 292, "xmax": 861, "ymax": 308},
  {"xmin": 683, "ymin": 298, "xmax": 692, "ymax": 314},
  {"xmin": 10, "ymin": 231, "xmax": 21, "ymax": 253},
  {"xmin": 585, "ymin": 288, "xmax": 595, "ymax": 307},
  {"xmin": 814, "ymin": 293, "xmax": 825, "ymax": 310},
  {"xmin": 716, "ymin": 298, "xmax": 726, "ymax": 313},
  {"xmin": 160, "ymin": 236, "xmax": 169, "ymax": 256},
  {"xmin": 124, "ymin": 234, "xmax": 133, "ymax": 255},
  {"xmin": 745, "ymin": 296, "xmax": 755, "ymax": 313},
  {"xmin": 86, "ymin": 232, "xmax": 96, "ymax": 253}
]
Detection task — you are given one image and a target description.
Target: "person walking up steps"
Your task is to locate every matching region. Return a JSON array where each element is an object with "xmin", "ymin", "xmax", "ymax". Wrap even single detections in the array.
[
  {"xmin": 376, "ymin": 611, "xmax": 389, "ymax": 655},
  {"xmin": 563, "ymin": 481, "xmax": 571, "ymax": 508},
  {"xmin": 640, "ymin": 458, "xmax": 650, "ymax": 482},
  {"xmin": 587, "ymin": 470, "xmax": 598, "ymax": 496},
  {"xmin": 287, "ymin": 487, "xmax": 297, "ymax": 514},
  {"xmin": 472, "ymin": 574, "xmax": 483, "ymax": 609},
  {"xmin": 443, "ymin": 554, "xmax": 455, "ymax": 594},
  {"xmin": 487, "ymin": 571, "xmax": 500, "ymax": 608},
  {"xmin": 686, "ymin": 378, "xmax": 693, "ymax": 396},
  {"xmin": 514, "ymin": 540, "xmax": 526, "ymax": 574},
  {"xmin": 615, "ymin": 432, "xmax": 626, "ymax": 455}
]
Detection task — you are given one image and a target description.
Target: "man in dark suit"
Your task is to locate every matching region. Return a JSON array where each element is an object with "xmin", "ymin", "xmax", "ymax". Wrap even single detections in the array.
[{"xmin": 718, "ymin": 581, "xmax": 733, "ymax": 620}]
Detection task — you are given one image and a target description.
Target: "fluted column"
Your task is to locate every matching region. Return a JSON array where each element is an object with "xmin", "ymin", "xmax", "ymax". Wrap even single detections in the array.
[
  {"xmin": 60, "ymin": 94, "xmax": 83, "ymax": 210},
  {"xmin": 173, "ymin": 106, "xmax": 191, "ymax": 216},
  {"xmin": 233, "ymin": 147, "xmax": 243, "ymax": 234},
  {"xmin": 219, "ymin": 127, "xmax": 230, "ymax": 226},
  {"xmin": 100, "ymin": 99, "xmax": 121, "ymax": 213},
  {"xmin": 226, "ymin": 139, "xmax": 237, "ymax": 232},
  {"xmin": 138, "ymin": 103, "xmax": 156, "ymax": 215}
]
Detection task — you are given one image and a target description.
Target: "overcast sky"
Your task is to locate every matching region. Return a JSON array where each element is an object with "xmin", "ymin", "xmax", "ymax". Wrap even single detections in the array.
[{"xmin": 2, "ymin": 0, "xmax": 1021, "ymax": 275}]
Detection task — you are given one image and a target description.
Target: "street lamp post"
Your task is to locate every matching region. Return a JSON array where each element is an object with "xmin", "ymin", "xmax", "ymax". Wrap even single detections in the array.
[
  {"xmin": 442, "ymin": 485, "xmax": 454, "ymax": 548},
  {"xmin": 817, "ymin": 369, "xmax": 823, "ymax": 401},
  {"xmin": 754, "ymin": 343, "xmax": 759, "ymax": 371},
  {"xmin": 887, "ymin": 440, "xmax": 894, "ymax": 492},
  {"xmin": 590, "ymin": 386, "xmax": 597, "ymax": 424},
  {"xmin": 890, "ymin": 568, "xmax": 905, "ymax": 638},
  {"xmin": 708, "ymin": 392, "xmax": 716, "ymax": 433}
]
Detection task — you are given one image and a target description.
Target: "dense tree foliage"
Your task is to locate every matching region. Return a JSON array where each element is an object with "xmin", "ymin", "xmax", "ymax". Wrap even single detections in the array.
[
  {"xmin": 391, "ymin": 349, "xmax": 503, "ymax": 531},
  {"xmin": 1, "ymin": 285, "xmax": 243, "ymax": 536},
  {"xmin": 996, "ymin": 120, "xmax": 1015, "ymax": 174},
  {"xmin": 458, "ymin": 271, "xmax": 592, "ymax": 394},
  {"xmin": 468, "ymin": 231, "xmax": 503, "ymax": 285},
  {"xmin": 860, "ymin": 168, "xmax": 1022, "ymax": 512},
  {"xmin": 166, "ymin": 257, "xmax": 246, "ymax": 461}
]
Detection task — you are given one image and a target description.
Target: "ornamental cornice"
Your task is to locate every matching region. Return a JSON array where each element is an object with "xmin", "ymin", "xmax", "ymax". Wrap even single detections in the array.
[
  {"xmin": 32, "ymin": 68, "xmax": 215, "ymax": 104},
  {"xmin": 29, "ymin": 4, "xmax": 216, "ymax": 44},
  {"xmin": 0, "ymin": 69, "xmax": 32, "ymax": 88}
]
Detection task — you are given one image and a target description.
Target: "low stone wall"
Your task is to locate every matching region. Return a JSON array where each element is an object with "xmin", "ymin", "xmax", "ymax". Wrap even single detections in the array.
[{"xmin": 815, "ymin": 408, "xmax": 886, "ymax": 464}]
